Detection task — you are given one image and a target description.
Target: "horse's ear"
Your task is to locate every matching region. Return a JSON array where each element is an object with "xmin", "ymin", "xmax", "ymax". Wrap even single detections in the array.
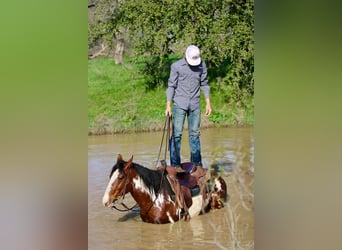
[
  {"xmin": 126, "ymin": 155, "xmax": 133, "ymax": 164},
  {"xmin": 117, "ymin": 154, "xmax": 123, "ymax": 161},
  {"xmin": 124, "ymin": 156, "xmax": 133, "ymax": 170}
]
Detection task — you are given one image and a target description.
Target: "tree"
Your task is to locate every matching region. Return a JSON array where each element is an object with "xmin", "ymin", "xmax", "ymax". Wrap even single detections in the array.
[
  {"xmin": 89, "ymin": 0, "xmax": 254, "ymax": 95},
  {"xmin": 88, "ymin": 0, "xmax": 126, "ymax": 64}
]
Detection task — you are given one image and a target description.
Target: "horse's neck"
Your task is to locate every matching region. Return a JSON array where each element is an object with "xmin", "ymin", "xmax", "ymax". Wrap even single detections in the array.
[
  {"xmin": 130, "ymin": 184, "xmax": 158, "ymax": 215},
  {"xmin": 129, "ymin": 169, "xmax": 162, "ymax": 208},
  {"xmin": 130, "ymin": 187, "xmax": 155, "ymax": 205}
]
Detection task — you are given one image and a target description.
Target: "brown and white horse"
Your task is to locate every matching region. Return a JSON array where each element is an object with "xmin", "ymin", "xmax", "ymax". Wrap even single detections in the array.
[{"xmin": 102, "ymin": 154, "xmax": 227, "ymax": 224}]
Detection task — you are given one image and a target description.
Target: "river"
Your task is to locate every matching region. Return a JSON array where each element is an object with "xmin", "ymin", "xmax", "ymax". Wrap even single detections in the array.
[{"xmin": 88, "ymin": 127, "xmax": 254, "ymax": 249}]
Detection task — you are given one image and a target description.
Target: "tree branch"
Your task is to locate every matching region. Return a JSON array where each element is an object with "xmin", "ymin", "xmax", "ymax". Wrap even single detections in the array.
[{"xmin": 88, "ymin": 44, "xmax": 107, "ymax": 59}]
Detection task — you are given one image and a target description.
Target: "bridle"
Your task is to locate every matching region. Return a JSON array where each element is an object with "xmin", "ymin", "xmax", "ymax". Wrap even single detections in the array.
[{"xmin": 110, "ymin": 167, "xmax": 138, "ymax": 212}]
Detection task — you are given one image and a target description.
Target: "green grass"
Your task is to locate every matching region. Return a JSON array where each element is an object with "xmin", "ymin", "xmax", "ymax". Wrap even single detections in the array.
[{"xmin": 88, "ymin": 57, "xmax": 254, "ymax": 135}]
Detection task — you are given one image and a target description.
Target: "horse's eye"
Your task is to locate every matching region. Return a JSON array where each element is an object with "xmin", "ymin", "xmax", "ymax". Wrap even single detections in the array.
[{"xmin": 118, "ymin": 173, "xmax": 124, "ymax": 180}]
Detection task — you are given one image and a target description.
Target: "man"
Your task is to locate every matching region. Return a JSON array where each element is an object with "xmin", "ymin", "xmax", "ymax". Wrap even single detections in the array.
[{"xmin": 165, "ymin": 45, "xmax": 212, "ymax": 170}]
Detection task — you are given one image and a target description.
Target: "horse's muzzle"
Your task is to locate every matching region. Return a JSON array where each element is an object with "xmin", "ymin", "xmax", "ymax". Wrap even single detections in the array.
[
  {"xmin": 102, "ymin": 193, "xmax": 114, "ymax": 207},
  {"xmin": 103, "ymin": 196, "xmax": 117, "ymax": 207}
]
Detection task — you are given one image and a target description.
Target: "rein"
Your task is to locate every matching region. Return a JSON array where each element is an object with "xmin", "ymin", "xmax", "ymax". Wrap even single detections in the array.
[{"xmin": 111, "ymin": 202, "xmax": 138, "ymax": 212}]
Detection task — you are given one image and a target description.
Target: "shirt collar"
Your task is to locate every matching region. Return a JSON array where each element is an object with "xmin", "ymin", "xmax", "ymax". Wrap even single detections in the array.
[{"xmin": 180, "ymin": 58, "xmax": 188, "ymax": 66}]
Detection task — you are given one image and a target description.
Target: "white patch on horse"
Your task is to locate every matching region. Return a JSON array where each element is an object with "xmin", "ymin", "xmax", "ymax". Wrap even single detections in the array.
[
  {"xmin": 133, "ymin": 176, "xmax": 153, "ymax": 196},
  {"xmin": 155, "ymin": 194, "xmax": 165, "ymax": 210},
  {"xmin": 214, "ymin": 178, "xmax": 222, "ymax": 191},
  {"xmin": 132, "ymin": 176, "xmax": 163, "ymax": 210},
  {"xmin": 102, "ymin": 169, "xmax": 120, "ymax": 206},
  {"xmin": 188, "ymin": 195, "xmax": 203, "ymax": 217},
  {"xmin": 166, "ymin": 211, "xmax": 175, "ymax": 224}
]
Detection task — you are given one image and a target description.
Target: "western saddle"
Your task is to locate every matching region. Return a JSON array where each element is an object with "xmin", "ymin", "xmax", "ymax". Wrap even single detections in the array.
[{"xmin": 157, "ymin": 162, "xmax": 210, "ymax": 221}]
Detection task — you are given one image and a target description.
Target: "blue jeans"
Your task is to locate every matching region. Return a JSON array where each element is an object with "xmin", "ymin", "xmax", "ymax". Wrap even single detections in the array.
[{"xmin": 170, "ymin": 105, "xmax": 202, "ymax": 167}]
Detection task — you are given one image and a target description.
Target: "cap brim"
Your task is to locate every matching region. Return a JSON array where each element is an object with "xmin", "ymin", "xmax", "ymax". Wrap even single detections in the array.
[{"xmin": 187, "ymin": 57, "xmax": 201, "ymax": 66}]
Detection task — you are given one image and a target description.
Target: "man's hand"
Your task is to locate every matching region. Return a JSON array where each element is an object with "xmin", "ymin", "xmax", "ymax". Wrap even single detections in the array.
[
  {"xmin": 205, "ymin": 99, "xmax": 212, "ymax": 116},
  {"xmin": 165, "ymin": 101, "xmax": 172, "ymax": 116}
]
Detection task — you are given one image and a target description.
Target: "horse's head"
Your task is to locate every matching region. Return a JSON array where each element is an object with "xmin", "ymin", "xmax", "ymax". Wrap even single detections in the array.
[{"xmin": 102, "ymin": 154, "xmax": 134, "ymax": 207}]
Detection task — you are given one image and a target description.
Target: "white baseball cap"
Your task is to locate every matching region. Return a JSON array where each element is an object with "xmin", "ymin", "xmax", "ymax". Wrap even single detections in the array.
[{"xmin": 185, "ymin": 45, "xmax": 201, "ymax": 66}]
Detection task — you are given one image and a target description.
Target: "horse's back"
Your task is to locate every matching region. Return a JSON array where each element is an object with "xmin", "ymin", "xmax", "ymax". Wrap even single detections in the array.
[{"xmin": 156, "ymin": 163, "xmax": 228, "ymax": 220}]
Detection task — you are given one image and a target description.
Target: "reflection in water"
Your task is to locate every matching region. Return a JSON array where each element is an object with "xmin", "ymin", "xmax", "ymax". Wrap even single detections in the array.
[{"xmin": 88, "ymin": 127, "xmax": 254, "ymax": 249}]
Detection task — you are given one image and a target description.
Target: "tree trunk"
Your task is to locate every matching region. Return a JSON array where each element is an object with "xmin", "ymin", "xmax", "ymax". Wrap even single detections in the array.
[{"xmin": 114, "ymin": 38, "xmax": 124, "ymax": 64}]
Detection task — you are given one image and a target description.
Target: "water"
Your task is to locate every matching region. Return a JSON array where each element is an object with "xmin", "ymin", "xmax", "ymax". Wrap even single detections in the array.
[{"xmin": 88, "ymin": 127, "xmax": 254, "ymax": 249}]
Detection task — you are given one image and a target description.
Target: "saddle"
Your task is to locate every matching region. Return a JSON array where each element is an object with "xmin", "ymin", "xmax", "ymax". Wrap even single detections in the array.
[{"xmin": 157, "ymin": 162, "xmax": 210, "ymax": 220}]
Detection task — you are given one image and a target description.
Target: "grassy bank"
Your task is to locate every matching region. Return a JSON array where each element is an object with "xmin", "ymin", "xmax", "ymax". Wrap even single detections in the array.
[{"xmin": 88, "ymin": 57, "xmax": 254, "ymax": 135}]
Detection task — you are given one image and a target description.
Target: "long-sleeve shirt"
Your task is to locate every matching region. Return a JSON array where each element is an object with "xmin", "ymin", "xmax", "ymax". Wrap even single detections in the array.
[{"xmin": 166, "ymin": 58, "xmax": 210, "ymax": 111}]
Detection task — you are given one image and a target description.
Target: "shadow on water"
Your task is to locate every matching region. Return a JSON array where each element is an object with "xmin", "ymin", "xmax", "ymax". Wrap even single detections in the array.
[{"xmin": 117, "ymin": 210, "xmax": 141, "ymax": 222}]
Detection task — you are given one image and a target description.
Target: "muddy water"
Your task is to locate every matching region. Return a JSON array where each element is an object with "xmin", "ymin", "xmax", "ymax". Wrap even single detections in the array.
[{"xmin": 88, "ymin": 127, "xmax": 254, "ymax": 249}]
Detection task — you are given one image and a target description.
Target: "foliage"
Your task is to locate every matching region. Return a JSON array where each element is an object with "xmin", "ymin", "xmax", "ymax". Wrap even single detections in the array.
[
  {"xmin": 89, "ymin": 0, "xmax": 118, "ymax": 49},
  {"xmin": 89, "ymin": 0, "xmax": 254, "ymax": 96},
  {"xmin": 88, "ymin": 1, "xmax": 254, "ymax": 133}
]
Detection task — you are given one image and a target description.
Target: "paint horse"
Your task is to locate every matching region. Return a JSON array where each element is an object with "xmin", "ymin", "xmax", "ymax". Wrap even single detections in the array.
[{"xmin": 102, "ymin": 154, "xmax": 227, "ymax": 224}]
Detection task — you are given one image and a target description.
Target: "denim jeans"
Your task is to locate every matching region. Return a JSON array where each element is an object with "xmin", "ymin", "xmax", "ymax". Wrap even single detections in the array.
[{"xmin": 170, "ymin": 105, "xmax": 202, "ymax": 167}]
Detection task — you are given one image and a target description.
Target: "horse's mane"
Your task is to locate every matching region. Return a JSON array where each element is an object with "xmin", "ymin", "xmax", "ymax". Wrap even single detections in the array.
[
  {"xmin": 132, "ymin": 163, "xmax": 165, "ymax": 195},
  {"xmin": 111, "ymin": 159, "xmax": 173, "ymax": 195}
]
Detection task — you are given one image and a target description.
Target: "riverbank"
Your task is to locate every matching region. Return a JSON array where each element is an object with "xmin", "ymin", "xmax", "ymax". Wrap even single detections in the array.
[{"xmin": 88, "ymin": 57, "xmax": 254, "ymax": 135}]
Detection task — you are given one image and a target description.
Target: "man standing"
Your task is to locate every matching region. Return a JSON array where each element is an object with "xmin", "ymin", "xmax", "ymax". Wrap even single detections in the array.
[{"xmin": 165, "ymin": 45, "xmax": 212, "ymax": 170}]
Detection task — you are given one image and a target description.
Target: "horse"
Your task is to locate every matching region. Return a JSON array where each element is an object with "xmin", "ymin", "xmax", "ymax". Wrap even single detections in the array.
[{"xmin": 102, "ymin": 154, "xmax": 227, "ymax": 224}]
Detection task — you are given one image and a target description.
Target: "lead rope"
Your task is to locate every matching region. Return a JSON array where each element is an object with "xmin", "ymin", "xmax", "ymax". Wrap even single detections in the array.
[
  {"xmin": 142, "ymin": 115, "xmax": 172, "ymax": 217},
  {"xmin": 154, "ymin": 115, "xmax": 171, "ymax": 168},
  {"xmin": 113, "ymin": 117, "xmax": 172, "ymax": 215},
  {"xmin": 164, "ymin": 114, "xmax": 171, "ymax": 164},
  {"xmin": 157, "ymin": 115, "xmax": 171, "ymax": 191}
]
